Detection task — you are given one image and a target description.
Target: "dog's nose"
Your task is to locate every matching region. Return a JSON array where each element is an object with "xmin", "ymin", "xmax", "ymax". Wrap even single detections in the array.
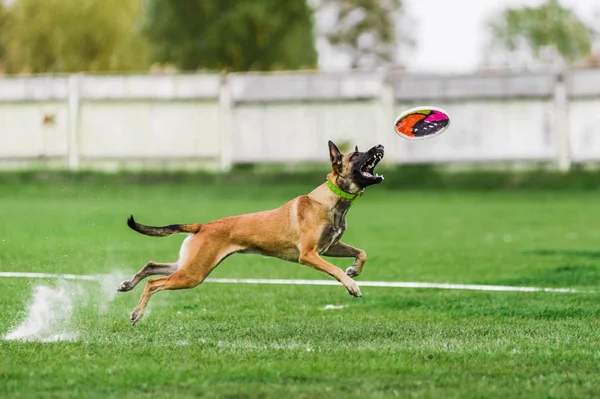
[{"xmin": 376, "ymin": 145, "xmax": 384, "ymax": 150}]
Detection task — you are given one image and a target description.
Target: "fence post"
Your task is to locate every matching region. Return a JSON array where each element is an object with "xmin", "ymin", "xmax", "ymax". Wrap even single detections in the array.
[
  {"xmin": 67, "ymin": 74, "xmax": 81, "ymax": 171},
  {"xmin": 377, "ymin": 72, "xmax": 395, "ymax": 166},
  {"xmin": 218, "ymin": 74, "xmax": 233, "ymax": 172},
  {"xmin": 554, "ymin": 70, "xmax": 571, "ymax": 172}
]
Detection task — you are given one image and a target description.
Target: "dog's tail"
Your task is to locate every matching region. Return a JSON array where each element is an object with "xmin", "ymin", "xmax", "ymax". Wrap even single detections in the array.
[{"xmin": 127, "ymin": 215, "xmax": 201, "ymax": 237}]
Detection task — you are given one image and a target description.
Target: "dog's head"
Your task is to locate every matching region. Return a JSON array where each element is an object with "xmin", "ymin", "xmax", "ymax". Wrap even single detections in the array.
[{"xmin": 328, "ymin": 140, "xmax": 385, "ymax": 194}]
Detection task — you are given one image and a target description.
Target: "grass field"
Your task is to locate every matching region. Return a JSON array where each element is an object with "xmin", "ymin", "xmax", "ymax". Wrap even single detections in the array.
[{"xmin": 2, "ymin": 175, "xmax": 600, "ymax": 398}]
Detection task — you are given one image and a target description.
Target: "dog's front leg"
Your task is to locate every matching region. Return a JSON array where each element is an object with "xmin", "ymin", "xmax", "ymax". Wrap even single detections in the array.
[
  {"xmin": 299, "ymin": 250, "xmax": 362, "ymax": 297},
  {"xmin": 323, "ymin": 242, "xmax": 367, "ymax": 278}
]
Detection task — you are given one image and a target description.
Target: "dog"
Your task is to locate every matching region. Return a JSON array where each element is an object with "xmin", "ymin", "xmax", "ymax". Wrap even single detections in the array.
[{"xmin": 118, "ymin": 141, "xmax": 385, "ymax": 325}]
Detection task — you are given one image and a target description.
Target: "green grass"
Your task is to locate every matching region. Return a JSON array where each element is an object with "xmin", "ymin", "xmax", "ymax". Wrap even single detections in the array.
[{"xmin": 1, "ymin": 177, "xmax": 600, "ymax": 398}]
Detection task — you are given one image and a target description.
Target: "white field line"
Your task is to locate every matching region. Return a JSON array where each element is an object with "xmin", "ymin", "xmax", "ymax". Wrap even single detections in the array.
[
  {"xmin": 0, "ymin": 272, "xmax": 582, "ymax": 293},
  {"xmin": 0, "ymin": 272, "xmax": 98, "ymax": 281}
]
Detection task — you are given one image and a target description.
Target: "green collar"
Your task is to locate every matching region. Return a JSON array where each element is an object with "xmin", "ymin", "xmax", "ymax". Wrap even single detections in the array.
[{"xmin": 326, "ymin": 180, "xmax": 364, "ymax": 206}]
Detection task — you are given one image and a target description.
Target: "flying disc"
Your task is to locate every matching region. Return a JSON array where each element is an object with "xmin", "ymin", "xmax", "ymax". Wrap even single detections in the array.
[{"xmin": 394, "ymin": 106, "xmax": 450, "ymax": 140}]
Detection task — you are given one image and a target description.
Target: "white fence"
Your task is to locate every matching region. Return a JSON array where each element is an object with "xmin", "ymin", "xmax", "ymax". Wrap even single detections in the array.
[{"xmin": 1, "ymin": 69, "xmax": 600, "ymax": 171}]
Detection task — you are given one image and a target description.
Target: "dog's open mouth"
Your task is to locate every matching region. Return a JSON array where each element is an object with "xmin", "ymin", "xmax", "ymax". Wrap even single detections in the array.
[{"xmin": 360, "ymin": 152, "xmax": 384, "ymax": 181}]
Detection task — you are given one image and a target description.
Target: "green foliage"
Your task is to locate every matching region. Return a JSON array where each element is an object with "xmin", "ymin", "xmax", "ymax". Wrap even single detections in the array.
[
  {"xmin": 143, "ymin": 0, "xmax": 318, "ymax": 72},
  {"xmin": 317, "ymin": 0, "xmax": 407, "ymax": 69},
  {"xmin": 0, "ymin": 3, "xmax": 7, "ymax": 68},
  {"xmin": 488, "ymin": 0, "xmax": 595, "ymax": 66},
  {"xmin": 0, "ymin": 0, "xmax": 149, "ymax": 74}
]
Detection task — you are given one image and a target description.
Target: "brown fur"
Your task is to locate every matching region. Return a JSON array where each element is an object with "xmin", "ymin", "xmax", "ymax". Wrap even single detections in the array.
[{"xmin": 118, "ymin": 141, "xmax": 384, "ymax": 325}]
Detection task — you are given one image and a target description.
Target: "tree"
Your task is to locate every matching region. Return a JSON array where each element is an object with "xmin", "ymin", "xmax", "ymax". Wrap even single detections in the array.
[
  {"xmin": 0, "ymin": 0, "xmax": 149, "ymax": 74},
  {"xmin": 313, "ymin": 0, "xmax": 411, "ymax": 69},
  {"xmin": 485, "ymin": 0, "xmax": 596, "ymax": 69},
  {"xmin": 0, "ymin": 3, "xmax": 7, "ymax": 73},
  {"xmin": 143, "ymin": 0, "xmax": 318, "ymax": 72}
]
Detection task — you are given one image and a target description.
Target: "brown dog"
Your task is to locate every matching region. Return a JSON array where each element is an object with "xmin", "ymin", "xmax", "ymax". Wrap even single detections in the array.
[{"xmin": 118, "ymin": 141, "xmax": 385, "ymax": 325}]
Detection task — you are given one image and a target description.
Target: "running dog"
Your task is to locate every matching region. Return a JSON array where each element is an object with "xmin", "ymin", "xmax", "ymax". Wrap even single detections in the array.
[{"xmin": 118, "ymin": 141, "xmax": 385, "ymax": 325}]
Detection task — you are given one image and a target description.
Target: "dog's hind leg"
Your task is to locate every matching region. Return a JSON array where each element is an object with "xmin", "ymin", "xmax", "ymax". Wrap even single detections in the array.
[
  {"xmin": 129, "ymin": 268, "xmax": 199, "ymax": 325},
  {"xmin": 117, "ymin": 261, "xmax": 178, "ymax": 292},
  {"xmin": 323, "ymin": 242, "xmax": 367, "ymax": 278},
  {"xmin": 129, "ymin": 237, "xmax": 240, "ymax": 325},
  {"xmin": 119, "ymin": 233, "xmax": 196, "ymax": 293}
]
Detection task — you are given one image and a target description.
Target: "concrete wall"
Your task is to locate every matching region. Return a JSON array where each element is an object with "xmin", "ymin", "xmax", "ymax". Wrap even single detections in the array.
[
  {"xmin": 566, "ymin": 69, "xmax": 600, "ymax": 163},
  {"xmin": 1, "ymin": 69, "xmax": 599, "ymax": 171},
  {"xmin": 391, "ymin": 71, "xmax": 560, "ymax": 165}
]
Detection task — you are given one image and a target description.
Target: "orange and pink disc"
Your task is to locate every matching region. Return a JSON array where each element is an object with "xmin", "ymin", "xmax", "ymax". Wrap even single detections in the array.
[{"xmin": 394, "ymin": 106, "xmax": 450, "ymax": 140}]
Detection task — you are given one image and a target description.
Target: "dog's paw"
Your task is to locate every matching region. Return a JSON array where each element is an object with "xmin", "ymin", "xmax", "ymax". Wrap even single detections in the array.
[
  {"xmin": 346, "ymin": 279, "xmax": 362, "ymax": 298},
  {"xmin": 345, "ymin": 266, "xmax": 360, "ymax": 278},
  {"xmin": 117, "ymin": 280, "xmax": 134, "ymax": 292},
  {"xmin": 130, "ymin": 310, "xmax": 142, "ymax": 325}
]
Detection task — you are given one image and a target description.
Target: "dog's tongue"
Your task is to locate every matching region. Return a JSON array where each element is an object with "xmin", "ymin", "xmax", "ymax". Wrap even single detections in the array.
[{"xmin": 361, "ymin": 170, "xmax": 384, "ymax": 181}]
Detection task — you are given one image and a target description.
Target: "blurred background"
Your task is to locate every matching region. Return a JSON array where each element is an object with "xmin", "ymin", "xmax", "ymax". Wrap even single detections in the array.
[{"xmin": 0, "ymin": 0, "xmax": 599, "ymax": 174}]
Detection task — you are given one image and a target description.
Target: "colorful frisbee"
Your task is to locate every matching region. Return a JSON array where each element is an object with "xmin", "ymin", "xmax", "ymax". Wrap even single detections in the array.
[{"xmin": 394, "ymin": 106, "xmax": 450, "ymax": 140}]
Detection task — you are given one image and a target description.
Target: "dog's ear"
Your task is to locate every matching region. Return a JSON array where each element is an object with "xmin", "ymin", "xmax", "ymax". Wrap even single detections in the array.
[
  {"xmin": 328, "ymin": 140, "xmax": 343, "ymax": 168},
  {"xmin": 355, "ymin": 145, "xmax": 359, "ymax": 152}
]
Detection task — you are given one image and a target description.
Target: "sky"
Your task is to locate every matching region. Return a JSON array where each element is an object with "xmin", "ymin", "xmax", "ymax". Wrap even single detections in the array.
[{"xmin": 316, "ymin": 0, "xmax": 600, "ymax": 74}]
